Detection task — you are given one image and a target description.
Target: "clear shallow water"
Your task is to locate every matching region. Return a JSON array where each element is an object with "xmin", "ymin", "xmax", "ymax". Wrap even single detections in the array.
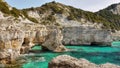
[{"xmin": 22, "ymin": 43, "xmax": 120, "ymax": 68}]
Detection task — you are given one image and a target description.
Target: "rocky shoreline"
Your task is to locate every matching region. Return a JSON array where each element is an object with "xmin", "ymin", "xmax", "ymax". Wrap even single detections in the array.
[{"xmin": 0, "ymin": 24, "xmax": 114, "ymax": 64}]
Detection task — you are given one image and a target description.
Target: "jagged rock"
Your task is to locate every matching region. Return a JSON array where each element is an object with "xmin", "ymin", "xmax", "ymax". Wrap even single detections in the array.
[
  {"xmin": 49, "ymin": 55, "xmax": 120, "ymax": 68},
  {"xmin": 42, "ymin": 28, "xmax": 67, "ymax": 52}
]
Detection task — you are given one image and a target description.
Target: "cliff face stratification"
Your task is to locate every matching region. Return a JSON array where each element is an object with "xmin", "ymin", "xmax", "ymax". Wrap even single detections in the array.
[{"xmin": 62, "ymin": 27, "xmax": 112, "ymax": 45}]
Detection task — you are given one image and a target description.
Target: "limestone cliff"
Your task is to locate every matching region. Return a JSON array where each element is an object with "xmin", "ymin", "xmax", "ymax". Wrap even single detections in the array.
[
  {"xmin": 0, "ymin": 23, "xmax": 67, "ymax": 63},
  {"xmin": 0, "ymin": 1, "xmax": 67, "ymax": 63},
  {"xmin": 62, "ymin": 27, "xmax": 112, "ymax": 46}
]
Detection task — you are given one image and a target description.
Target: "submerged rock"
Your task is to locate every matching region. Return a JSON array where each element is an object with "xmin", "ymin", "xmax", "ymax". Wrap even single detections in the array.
[{"xmin": 49, "ymin": 55, "xmax": 120, "ymax": 68}]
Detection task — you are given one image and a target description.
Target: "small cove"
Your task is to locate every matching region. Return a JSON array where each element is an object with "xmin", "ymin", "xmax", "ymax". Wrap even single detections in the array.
[{"xmin": 22, "ymin": 42, "xmax": 120, "ymax": 68}]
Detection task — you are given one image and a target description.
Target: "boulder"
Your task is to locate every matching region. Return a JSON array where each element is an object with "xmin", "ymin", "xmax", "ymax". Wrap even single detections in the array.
[
  {"xmin": 49, "ymin": 55, "xmax": 120, "ymax": 68},
  {"xmin": 49, "ymin": 55, "xmax": 97, "ymax": 68}
]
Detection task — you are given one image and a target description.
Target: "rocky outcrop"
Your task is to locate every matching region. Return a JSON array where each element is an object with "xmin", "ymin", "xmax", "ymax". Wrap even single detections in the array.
[
  {"xmin": 42, "ymin": 27, "xmax": 67, "ymax": 52},
  {"xmin": 0, "ymin": 21, "xmax": 67, "ymax": 63},
  {"xmin": 21, "ymin": 26, "xmax": 67, "ymax": 53},
  {"xmin": 62, "ymin": 27, "xmax": 112, "ymax": 46},
  {"xmin": 49, "ymin": 55, "xmax": 120, "ymax": 68}
]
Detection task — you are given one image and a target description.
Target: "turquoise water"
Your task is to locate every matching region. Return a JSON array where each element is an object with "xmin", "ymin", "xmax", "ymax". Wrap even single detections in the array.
[
  {"xmin": 22, "ymin": 44, "xmax": 120, "ymax": 68},
  {"xmin": 112, "ymin": 41, "xmax": 120, "ymax": 46},
  {"xmin": 31, "ymin": 46, "xmax": 41, "ymax": 50}
]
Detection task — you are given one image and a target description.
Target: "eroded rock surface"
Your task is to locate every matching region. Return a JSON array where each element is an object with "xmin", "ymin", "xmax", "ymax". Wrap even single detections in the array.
[
  {"xmin": 62, "ymin": 27, "xmax": 112, "ymax": 46},
  {"xmin": 0, "ymin": 29, "xmax": 24, "ymax": 64},
  {"xmin": 0, "ymin": 21, "xmax": 67, "ymax": 63},
  {"xmin": 49, "ymin": 55, "xmax": 120, "ymax": 68},
  {"xmin": 42, "ymin": 28, "xmax": 67, "ymax": 52}
]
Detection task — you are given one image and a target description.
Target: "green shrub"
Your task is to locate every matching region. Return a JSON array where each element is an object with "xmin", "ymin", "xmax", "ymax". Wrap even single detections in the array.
[
  {"xmin": 0, "ymin": 1, "xmax": 22, "ymax": 18},
  {"xmin": 0, "ymin": 1, "xmax": 10, "ymax": 14},
  {"xmin": 67, "ymin": 14, "xmax": 76, "ymax": 20},
  {"xmin": 28, "ymin": 17, "xmax": 38, "ymax": 23},
  {"xmin": 10, "ymin": 7, "xmax": 21, "ymax": 17},
  {"xmin": 47, "ymin": 15, "xmax": 56, "ymax": 22}
]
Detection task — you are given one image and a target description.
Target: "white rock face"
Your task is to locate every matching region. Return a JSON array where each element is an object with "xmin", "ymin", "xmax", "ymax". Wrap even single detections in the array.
[
  {"xmin": 55, "ymin": 14, "xmax": 103, "ymax": 28},
  {"xmin": 49, "ymin": 55, "xmax": 120, "ymax": 68},
  {"xmin": 62, "ymin": 27, "xmax": 112, "ymax": 45},
  {"xmin": 27, "ymin": 10, "xmax": 103, "ymax": 29},
  {"xmin": 28, "ymin": 11, "xmax": 40, "ymax": 18}
]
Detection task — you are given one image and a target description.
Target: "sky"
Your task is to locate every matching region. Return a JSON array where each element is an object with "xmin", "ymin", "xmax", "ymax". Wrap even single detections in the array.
[{"xmin": 5, "ymin": 0, "xmax": 120, "ymax": 12}]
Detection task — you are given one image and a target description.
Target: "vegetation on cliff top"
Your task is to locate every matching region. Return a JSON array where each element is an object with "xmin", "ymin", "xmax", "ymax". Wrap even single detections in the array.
[
  {"xmin": 39, "ymin": 1, "xmax": 120, "ymax": 30},
  {"xmin": 0, "ymin": 0, "xmax": 21, "ymax": 17},
  {"xmin": 23, "ymin": 1, "xmax": 112, "ymax": 29},
  {"xmin": 0, "ymin": 0, "xmax": 38, "ymax": 23},
  {"xmin": 66, "ymin": 6, "xmax": 111, "ymax": 29}
]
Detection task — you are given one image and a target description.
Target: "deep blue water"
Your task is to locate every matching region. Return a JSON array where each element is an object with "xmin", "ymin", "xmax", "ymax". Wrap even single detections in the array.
[{"xmin": 22, "ymin": 42, "xmax": 120, "ymax": 68}]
